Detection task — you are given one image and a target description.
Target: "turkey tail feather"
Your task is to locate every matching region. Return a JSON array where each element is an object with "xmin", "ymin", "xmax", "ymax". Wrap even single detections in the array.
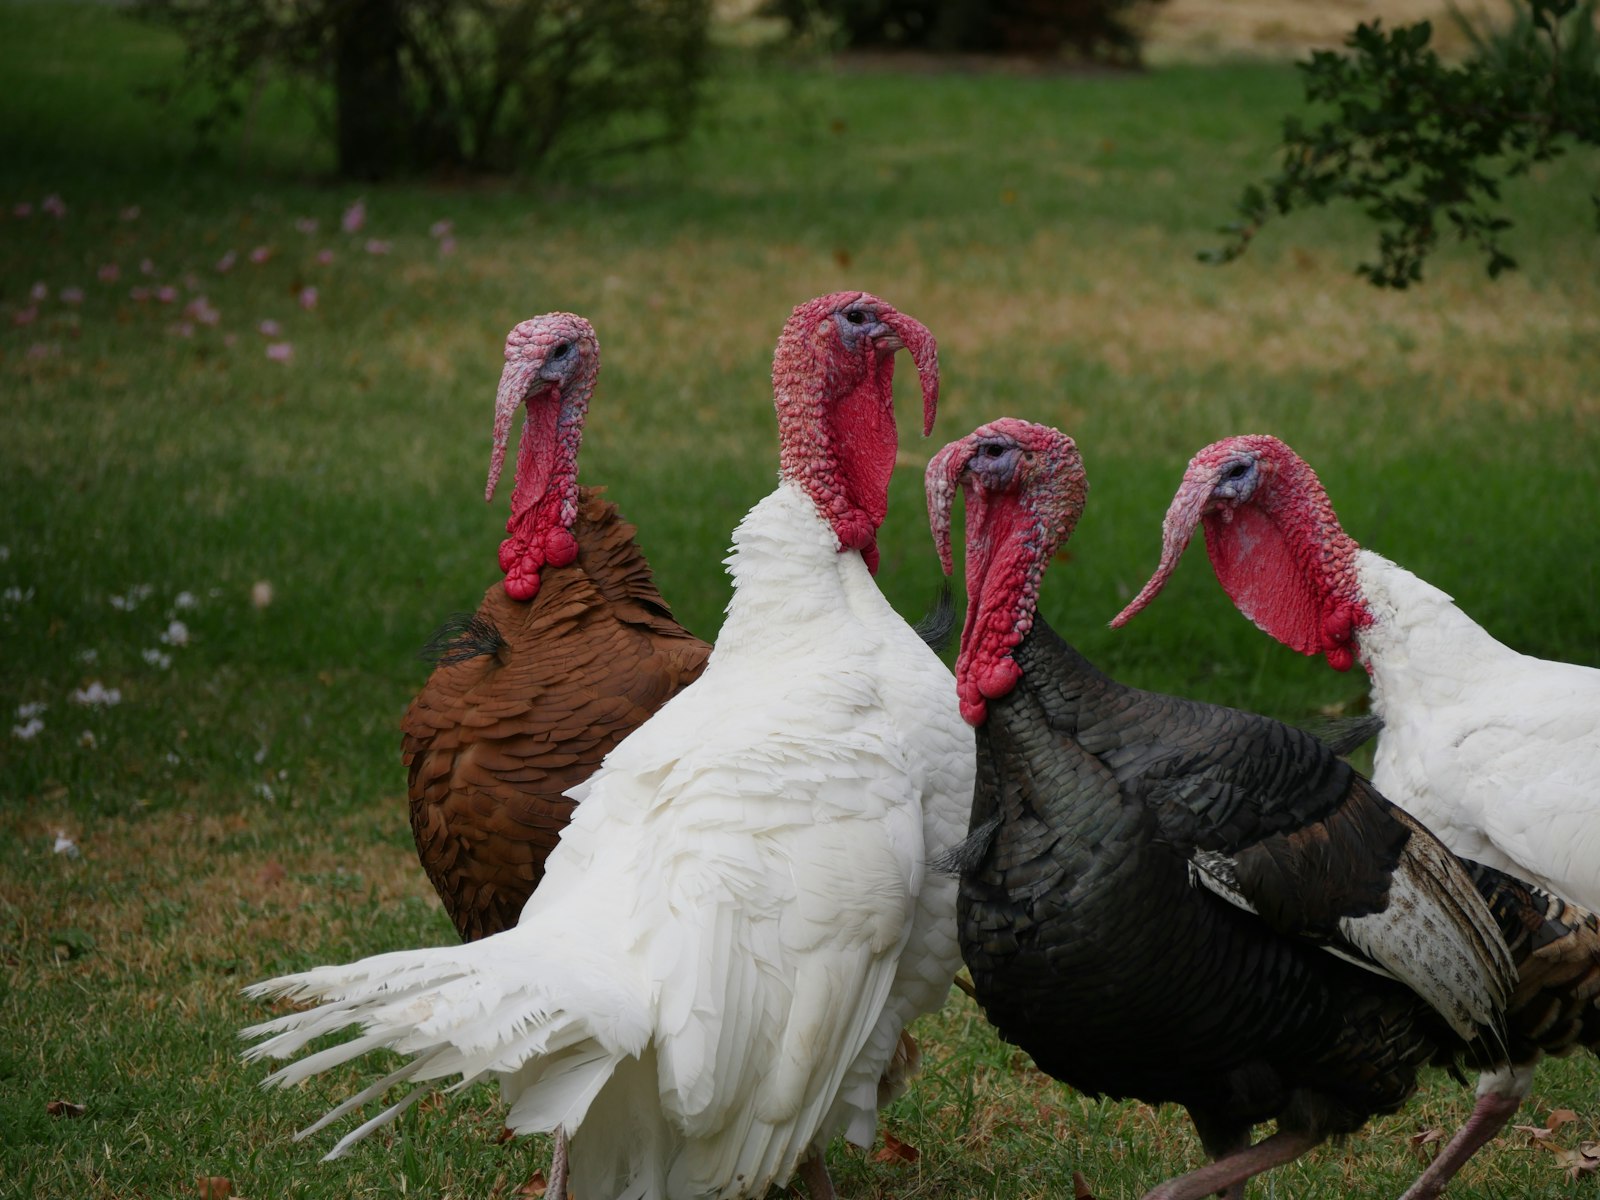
[{"xmin": 241, "ymin": 930, "xmax": 650, "ymax": 1157}]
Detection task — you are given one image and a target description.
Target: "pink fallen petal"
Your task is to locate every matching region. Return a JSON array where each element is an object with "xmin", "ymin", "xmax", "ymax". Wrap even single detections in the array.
[
  {"xmin": 429, "ymin": 218, "xmax": 453, "ymax": 238},
  {"xmin": 155, "ymin": 285, "xmax": 179, "ymax": 304},
  {"xmin": 341, "ymin": 198, "xmax": 366, "ymax": 233},
  {"xmin": 248, "ymin": 245, "xmax": 272, "ymax": 264},
  {"xmin": 363, "ymin": 238, "xmax": 391, "ymax": 255},
  {"xmin": 60, "ymin": 287, "xmax": 84, "ymax": 305},
  {"xmin": 215, "ymin": 250, "xmax": 237, "ymax": 274},
  {"xmin": 297, "ymin": 286, "xmax": 318, "ymax": 311},
  {"xmin": 139, "ymin": 258, "xmax": 156, "ymax": 276},
  {"xmin": 26, "ymin": 342, "xmax": 58, "ymax": 360},
  {"xmin": 29, "ymin": 282, "xmax": 48, "ymax": 302},
  {"xmin": 294, "ymin": 217, "xmax": 318, "ymax": 235},
  {"xmin": 129, "ymin": 286, "xmax": 151, "ymax": 303},
  {"xmin": 258, "ymin": 318, "xmax": 282, "ymax": 337},
  {"xmin": 42, "ymin": 194, "xmax": 66, "ymax": 218},
  {"xmin": 315, "ymin": 249, "xmax": 335, "ymax": 266},
  {"xmin": 438, "ymin": 236, "xmax": 457, "ymax": 257},
  {"xmin": 185, "ymin": 296, "xmax": 220, "ymax": 326},
  {"xmin": 11, "ymin": 202, "xmax": 32, "ymax": 218},
  {"xmin": 265, "ymin": 341, "xmax": 294, "ymax": 362},
  {"xmin": 97, "ymin": 263, "xmax": 120, "ymax": 283},
  {"xmin": 170, "ymin": 321, "xmax": 195, "ymax": 338},
  {"xmin": 120, "ymin": 205, "xmax": 141, "ymax": 222},
  {"xmin": 12, "ymin": 306, "xmax": 38, "ymax": 327}
]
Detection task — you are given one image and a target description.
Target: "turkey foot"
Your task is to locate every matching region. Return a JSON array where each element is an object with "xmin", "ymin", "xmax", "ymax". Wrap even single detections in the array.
[{"xmin": 1140, "ymin": 1129, "xmax": 1322, "ymax": 1200}]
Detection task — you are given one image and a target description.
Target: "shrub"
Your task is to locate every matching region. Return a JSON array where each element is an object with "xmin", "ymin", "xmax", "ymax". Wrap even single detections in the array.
[
  {"xmin": 1206, "ymin": 0, "xmax": 1600, "ymax": 287},
  {"xmin": 137, "ymin": 0, "xmax": 713, "ymax": 179}
]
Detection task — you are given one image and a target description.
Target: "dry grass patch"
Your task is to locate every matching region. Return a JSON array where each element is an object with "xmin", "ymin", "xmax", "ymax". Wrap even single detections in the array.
[{"xmin": 1149, "ymin": 0, "xmax": 1488, "ymax": 60}]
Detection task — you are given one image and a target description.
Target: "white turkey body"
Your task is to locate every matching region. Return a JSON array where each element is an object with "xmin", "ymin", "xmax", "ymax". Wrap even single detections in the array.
[
  {"xmin": 246, "ymin": 486, "xmax": 971, "ymax": 1199},
  {"xmin": 1113, "ymin": 432, "xmax": 1600, "ymax": 1199},
  {"xmin": 1356, "ymin": 553, "xmax": 1600, "ymax": 912}
]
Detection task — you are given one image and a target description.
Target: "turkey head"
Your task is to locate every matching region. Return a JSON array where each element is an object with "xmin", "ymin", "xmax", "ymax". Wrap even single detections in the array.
[
  {"xmin": 926, "ymin": 419, "xmax": 1087, "ymax": 724},
  {"xmin": 486, "ymin": 312, "xmax": 601, "ymax": 601},
  {"xmin": 773, "ymin": 291, "xmax": 939, "ymax": 574},
  {"xmin": 1112, "ymin": 434, "xmax": 1372, "ymax": 671}
]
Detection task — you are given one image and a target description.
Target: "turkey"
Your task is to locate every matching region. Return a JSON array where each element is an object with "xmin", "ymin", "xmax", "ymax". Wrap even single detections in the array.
[
  {"xmin": 404, "ymin": 311, "xmax": 711, "ymax": 944},
  {"xmin": 927, "ymin": 417, "xmax": 1539, "ymax": 1200},
  {"xmin": 1113, "ymin": 431, "xmax": 1600, "ymax": 1196},
  {"xmin": 243, "ymin": 291, "xmax": 973, "ymax": 1200}
]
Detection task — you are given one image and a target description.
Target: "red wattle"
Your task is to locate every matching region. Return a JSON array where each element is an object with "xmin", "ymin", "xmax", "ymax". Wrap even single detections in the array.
[
  {"xmin": 1206, "ymin": 504, "xmax": 1325, "ymax": 659},
  {"xmin": 504, "ymin": 568, "xmax": 542, "ymax": 602},
  {"xmin": 545, "ymin": 528, "xmax": 579, "ymax": 569},
  {"xmin": 954, "ymin": 491, "xmax": 1038, "ymax": 726},
  {"xmin": 499, "ymin": 537, "xmax": 522, "ymax": 574}
]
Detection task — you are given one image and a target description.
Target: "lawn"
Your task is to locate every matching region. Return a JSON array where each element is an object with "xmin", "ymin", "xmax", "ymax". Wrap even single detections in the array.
[{"xmin": 2, "ymin": 3, "xmax": 1598, "ymax": 1199}]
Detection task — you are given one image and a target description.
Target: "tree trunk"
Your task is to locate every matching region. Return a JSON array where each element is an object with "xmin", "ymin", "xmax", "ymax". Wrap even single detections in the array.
[{"xmin": 334, "ymin": 0, "xmax": 408, "ymax": 179}]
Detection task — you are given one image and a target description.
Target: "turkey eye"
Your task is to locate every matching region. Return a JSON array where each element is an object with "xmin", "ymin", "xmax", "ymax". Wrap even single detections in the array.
[
  {"xmin": 981, "ymin": 444, "xmax": 1005, "ymax": 458},
  {"xmin": 845, "ymin": 311, "xmax": 867, "ymax": 326},
  {"xmin": 551, "ymin": 341, "xmax": 572, "ymax": 359},
  {"xmin": 1221, "ymin": 461, "xmax": 1251, "ymax": 482}
]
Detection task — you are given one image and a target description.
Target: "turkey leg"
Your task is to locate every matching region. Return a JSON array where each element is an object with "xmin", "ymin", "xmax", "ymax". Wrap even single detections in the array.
[
  {"xmin": 1140, "ymin": 1129, "xmax": 1322, "ymax": 1200},
  {"xmin": 796, "ymin": 1150, "xmax": 836, "ymax": 1200}
]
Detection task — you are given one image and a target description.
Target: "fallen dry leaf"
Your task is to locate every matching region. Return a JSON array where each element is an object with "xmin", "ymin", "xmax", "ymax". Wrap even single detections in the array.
[
  {"xmin": 497, "ymin": 1125, "xmax": 517, "ymax": 1145},
  {"xmin": 46, "ymin": 1099, "xmax": 85, "ymax": 1118},
  {"xmin": 195, "ymin": 1175, "xmax": 232, "ymax": 1200},
  {"xmin": 1516, "ymin": 1122, "xmax": 1559, "ymax": 1143},
  {"xmin": 1409, "ymin": 1127, "xmax": 1444, "ymax": 1163},
  {"xmin": 516, "ymin": 1171, "xmax": 548, "ymax": 1196},
  {"xmin": 256, "ymin": 860, "xmax": 286, "ymax": 887},
  {"xmin": 1543, "ymin": 1140, "xmax": 1600, "ymax": 1180},
  {"xmin": 872, "ymin": 1129, "xmax": 919, "ymax": 1164},
  {"xmin": 1546, "ymin": 1108, "xmax": 1579, "ymax": 1132},
  {"xmin": 1072, "ymin": 1169, "xmax": 1099, "ymax": 1199}
]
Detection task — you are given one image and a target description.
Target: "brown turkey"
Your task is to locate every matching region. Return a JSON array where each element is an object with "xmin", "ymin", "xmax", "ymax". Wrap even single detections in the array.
[
  {"xmin": 925, "ymin": 418, "xmax": 1600, "ymax": 1200},
  {"xmin": 402, "ymin": 312, "xmax": 711, "ymax": 945}
]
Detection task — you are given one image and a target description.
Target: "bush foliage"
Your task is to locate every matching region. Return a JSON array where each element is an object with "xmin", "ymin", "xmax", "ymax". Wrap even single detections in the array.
[
  {"xmin": 1209, "ymin": 0, "xmax": 1600, "ymax": 287},
  {"xmin": 136, "ymin": 0, "xmax": 712, "ymax": 179}
]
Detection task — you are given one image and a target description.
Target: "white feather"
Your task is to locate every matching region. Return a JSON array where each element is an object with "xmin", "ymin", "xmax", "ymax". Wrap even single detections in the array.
[
  {"xmin": 242, "ymin": 481, "xmax": 973, "ymax": 1198},
  {"xmin": 1357, "ymin": 552, "xmax": 1600, "ymax": 912}
]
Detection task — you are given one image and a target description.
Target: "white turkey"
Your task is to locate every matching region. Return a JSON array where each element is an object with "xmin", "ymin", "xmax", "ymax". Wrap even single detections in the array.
[
  {"xmin": 243, "ymin": 291, "xmax": 973, "ymax": 1200},
  {"xmin": 1114, "ymin": 431, "xmax": 1600, "ymax": 1197}
]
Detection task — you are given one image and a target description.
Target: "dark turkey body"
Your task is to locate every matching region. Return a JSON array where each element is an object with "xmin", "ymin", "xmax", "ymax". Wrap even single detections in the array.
[{"xmin": 958, "ymin": 618, "xmax": 1457, "ymax": 1144}]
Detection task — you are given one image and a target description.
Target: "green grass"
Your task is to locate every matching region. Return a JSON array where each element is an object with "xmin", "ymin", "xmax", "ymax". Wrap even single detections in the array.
[{"xmin": 2, "ymin": 4, "xmax": 1598, "ymax": 1198}]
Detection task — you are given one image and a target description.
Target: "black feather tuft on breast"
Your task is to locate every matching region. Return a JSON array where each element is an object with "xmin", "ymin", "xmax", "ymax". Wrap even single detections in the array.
[
  {"xmin": 930, "ymin": 815, "xmax": 1001, "ymax": 877},
  {"xmin": 912, "ymin": 583, "xmax": 957, "ymax": 656},
  {"xmin": 1309, "ymin": 712, "xmax": 1385, "ymax": 758},
  {"xmin": 418, "ymin": 613, "xmax": 508, "ymax": 666}
]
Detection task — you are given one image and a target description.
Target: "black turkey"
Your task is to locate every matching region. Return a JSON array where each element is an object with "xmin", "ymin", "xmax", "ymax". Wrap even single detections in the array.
[{"xmin": 926, "ymin": 418, "xmax": 1600, "ymax": 1200}]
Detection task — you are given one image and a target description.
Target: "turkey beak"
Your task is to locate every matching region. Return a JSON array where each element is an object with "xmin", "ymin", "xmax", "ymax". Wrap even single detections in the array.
[
  {"xmin": 925, "ymin": 436, "xmax": 975, "ymax": 576},
  {"xmin": 486, "ymin": 358, "xmax": 543, "ymax": 503},
  {"xmin": 1109, "ymin": 470, "xmax": 1212, "ymax": 628},
  {"xmin": 882, "ymin": 310, "xmax": 940, "ymax": 436}
]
